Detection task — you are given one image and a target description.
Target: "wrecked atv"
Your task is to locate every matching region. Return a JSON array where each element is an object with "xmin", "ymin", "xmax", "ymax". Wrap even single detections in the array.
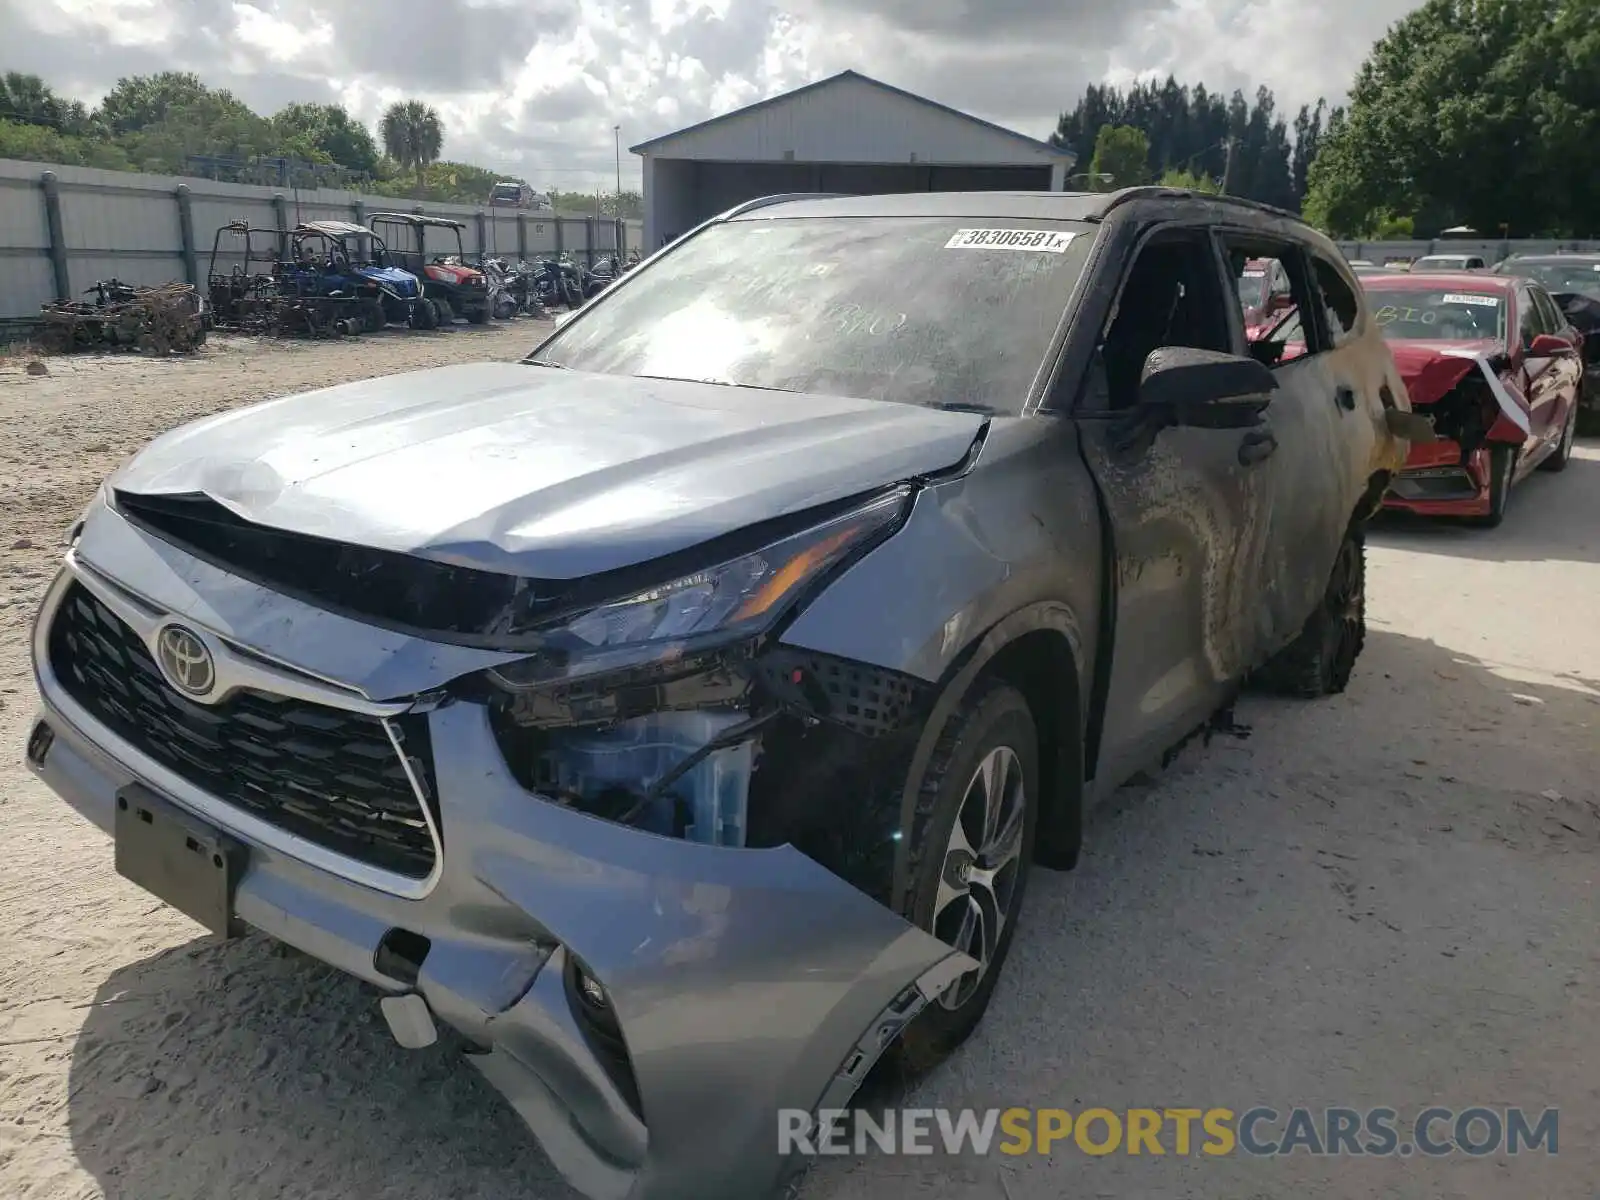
[{"xmin": 26, "ymin": 187, "xmax": 1410, "ymax": 1200}]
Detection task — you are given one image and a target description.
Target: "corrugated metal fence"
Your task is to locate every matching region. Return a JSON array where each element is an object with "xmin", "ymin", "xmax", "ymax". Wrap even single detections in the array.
[
  {"xmin": 1336, "ymin": 238, "xmax": 1600, "ymax": 264},
  {"xmin": 0, "ymin": 158, "xmax": 644, "ymax": 319}
]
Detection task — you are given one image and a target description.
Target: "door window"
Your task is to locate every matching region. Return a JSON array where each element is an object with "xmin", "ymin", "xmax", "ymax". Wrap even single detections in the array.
[
  {"xmin": 1098, "ymin": 231, "xmax": 1232, "ymax": 410},
  {"xmin": 1311, "ymin": 255, "xmax": 1361, "ymax": 346},
  {"xmin": 1530, "ymin": 286, "xmax": 1564, "ymax": 338},
  {"xmin": 1517, "ymin": 287, "xmax": 1544, "ymax": 347},
  {"xmin": 1223, "ymin": 236, "xmax": 1320, "ymax": 365}
]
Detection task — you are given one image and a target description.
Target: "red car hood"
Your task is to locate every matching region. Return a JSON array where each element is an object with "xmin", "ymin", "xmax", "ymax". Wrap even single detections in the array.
[
  {"xmin": 1386, "ymin": 337, "xmax": 1531, "ymax": 437},
  {"xmin": 1386, "ymin": 339, "xmax": 1501, "ymax": 406}
]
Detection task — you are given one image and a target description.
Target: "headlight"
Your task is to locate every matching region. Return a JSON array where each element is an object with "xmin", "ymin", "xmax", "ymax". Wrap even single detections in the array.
[{"xmin": 489, "ymin": 489, "xmax": 910, "ymax": 688}]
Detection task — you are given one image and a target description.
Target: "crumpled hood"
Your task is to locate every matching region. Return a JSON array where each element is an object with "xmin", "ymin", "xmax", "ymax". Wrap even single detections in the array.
[
  {"xmin": 1386, "ymin": 338, "xmax": 1531, "ymax": 436},
  {"xmin": 1386, "ymin": 338, "xmax": 1501, "ymax": 406},
  {"xmin": 110, "ymin": 362, "xmax": 985, "ymax": 579}
]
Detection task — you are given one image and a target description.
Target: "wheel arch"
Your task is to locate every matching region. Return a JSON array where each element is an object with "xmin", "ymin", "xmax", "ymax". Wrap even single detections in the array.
[{"xmin": 892, "ymin": 603, "xmax": 1087, "ymax": 900}]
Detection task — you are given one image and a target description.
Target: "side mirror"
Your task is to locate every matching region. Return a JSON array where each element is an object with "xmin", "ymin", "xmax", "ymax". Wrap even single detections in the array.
[
  {"xmin": 1139, "ymin": 347, "xmax": 1278, "ymax": 426},
  {"xmin": 1528, "ymin": 332, "xmax": 1569, "ymax": 356}
]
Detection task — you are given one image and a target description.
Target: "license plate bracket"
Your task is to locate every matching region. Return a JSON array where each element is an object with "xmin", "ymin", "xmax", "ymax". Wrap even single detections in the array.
[{"xmin": 114, "ymin": 783, "xmax": 244, "ymax": 938}]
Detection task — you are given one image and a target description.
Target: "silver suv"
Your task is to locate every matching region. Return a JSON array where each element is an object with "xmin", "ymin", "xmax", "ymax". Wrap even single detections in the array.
[{"xmin": 28, "ymin": 188, "xmax": 1412, "ymax": 1200}]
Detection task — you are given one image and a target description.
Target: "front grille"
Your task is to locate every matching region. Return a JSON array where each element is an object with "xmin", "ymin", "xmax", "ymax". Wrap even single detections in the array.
[{"xmin": 48, "ymin": 580, "xmax": 438, "ymax": 879}]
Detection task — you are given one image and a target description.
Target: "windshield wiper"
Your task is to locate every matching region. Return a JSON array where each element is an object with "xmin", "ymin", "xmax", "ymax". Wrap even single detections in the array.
[{"xmin": 522, "ymin": 357, "xmax": 569, "ymax": 369}]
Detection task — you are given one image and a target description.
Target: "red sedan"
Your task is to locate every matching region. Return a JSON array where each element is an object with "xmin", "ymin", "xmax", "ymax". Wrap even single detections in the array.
[{"xmin": 1362, "ymin": 271, "xmax": 1584, "ymax": 526}]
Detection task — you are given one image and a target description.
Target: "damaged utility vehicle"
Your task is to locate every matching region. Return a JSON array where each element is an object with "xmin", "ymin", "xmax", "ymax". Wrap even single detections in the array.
[{"xmin": 27, "ymin": 187, "xmax": 1412, "ymax": 1200}]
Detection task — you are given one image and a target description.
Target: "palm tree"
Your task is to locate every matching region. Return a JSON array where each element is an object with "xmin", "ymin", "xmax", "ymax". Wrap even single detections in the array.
[{"xmin": 379, "ymin": 100, "xmax": 443, "ymax": 192}]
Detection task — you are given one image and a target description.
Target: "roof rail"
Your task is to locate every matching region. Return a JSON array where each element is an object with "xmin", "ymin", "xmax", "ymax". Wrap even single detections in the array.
[
  {"xmin": 1097, "ymin": 185, "xmax": 1303, "ymax": 223},
  {"xmin": 719, "ymin": 192, "xmax": 852, "ymax": 219}
]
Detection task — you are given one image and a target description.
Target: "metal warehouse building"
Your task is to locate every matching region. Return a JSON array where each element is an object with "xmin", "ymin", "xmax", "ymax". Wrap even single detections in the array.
[{"xmin": 632, "ymin": 70, "xmax": 1077, "ymax": 252}]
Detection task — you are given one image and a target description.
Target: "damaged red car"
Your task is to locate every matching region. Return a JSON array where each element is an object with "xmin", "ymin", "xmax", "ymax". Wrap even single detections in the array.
[
  {"xmin": 1363, "ymin": 272, "xmax": 1584, "ymax": 526},
  {"xmin": 1237, "ymin": 256, "xmax": 1294, "ymax": 340}
]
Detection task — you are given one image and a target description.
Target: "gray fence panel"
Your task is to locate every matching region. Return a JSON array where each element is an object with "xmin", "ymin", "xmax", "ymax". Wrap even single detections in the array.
[{"xmin": 0, "ymin": 157, "xmax": 643, "ymax": 318}]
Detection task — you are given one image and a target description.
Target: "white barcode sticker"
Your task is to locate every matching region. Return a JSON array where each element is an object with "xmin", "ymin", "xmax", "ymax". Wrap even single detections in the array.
[
  {"xmin": 1440, "ymin": 293, "xmax": 1500, "ymax": 307},
  {"xmin": 945, "ymin": 228, "xmax": 1076, "ymax": 253}
]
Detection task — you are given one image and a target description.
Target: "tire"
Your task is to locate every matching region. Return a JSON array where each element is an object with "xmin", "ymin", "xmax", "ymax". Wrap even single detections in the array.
[
  {"xmin": 414, "ymin": 298, "xmax": 439, "ymax": 330},
  {"xmin": 1256, "ymin": 529, "xmax": 1366, "ymax": 698},
  {"xmin": 434, "ymin": 298, "xmax": 456, "ymax": 325},
  {"xmin": 893, "ymin": 682, "xmax": 1038, "ymax": 1072},
  {"xmin": 359, "ymin": 298, "xmax": 386, "ymax": 333},
  {"xmin": 466, "ymin": 305, "xmax": 490, "ymax": 325},
  {"xmin": 1539, "ymin": 397, "xmax": 1578, "ymax": 472},
  {"xmin": 1469, "ymin": 443, "xmax": 1516, "ymax": 528}
]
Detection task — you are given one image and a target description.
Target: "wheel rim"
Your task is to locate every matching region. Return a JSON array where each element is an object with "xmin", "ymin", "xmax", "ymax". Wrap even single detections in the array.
[
  {"xmin": 1327, "ymin": 538, "xmax": 1364, "ymax": 679},
  {"xmin": 933, "ymin": 745, "xmax": 1027, "ymax": 1011}
]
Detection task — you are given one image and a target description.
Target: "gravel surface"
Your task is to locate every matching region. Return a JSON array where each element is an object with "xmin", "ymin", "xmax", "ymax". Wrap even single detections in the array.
[{"xmin": 1, "ymin": 331, "xmax": 1595, "ymax": 1200}]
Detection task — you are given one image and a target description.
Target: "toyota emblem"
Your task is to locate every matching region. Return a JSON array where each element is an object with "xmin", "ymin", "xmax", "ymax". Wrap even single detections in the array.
[{"xmin": 156, "ymin": 625, "xmax": 216, "ymax": 697}]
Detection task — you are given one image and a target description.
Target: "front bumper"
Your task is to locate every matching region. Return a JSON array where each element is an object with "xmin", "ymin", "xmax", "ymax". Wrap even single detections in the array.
[
  {"xmin": 1383, "ymin": 438, "xmax": 1492, "ymax": 516},
  {"xmin": 26, "ymin": 505, "xmax": 971, "ymax": 1200}
]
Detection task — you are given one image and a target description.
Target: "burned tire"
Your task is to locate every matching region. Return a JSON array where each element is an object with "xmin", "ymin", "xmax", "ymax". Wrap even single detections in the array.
[
  {"xmin": 1539, "ymin": 397, "xmax": 1578, "ymax": 473},
  {"xmin": 1469, "ymin": 443, "xmax": 1516, "ymax": 528},
  {"xmin": 893, "ymin": 682, "xmax": 1038, "ymax": 1072},
  {"xmin": 466, "ymin": 305, "xmax": 490, "ymax": 326},
  {"xmin": 1256, "ymin": 529, "xmax": 1366, "ymax": 698}
]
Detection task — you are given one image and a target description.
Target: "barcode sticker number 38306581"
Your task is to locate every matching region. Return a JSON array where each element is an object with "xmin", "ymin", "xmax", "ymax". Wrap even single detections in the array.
[{"xmin": 944, "ymin": 228, "xmax": 1076, "ymax": 253}]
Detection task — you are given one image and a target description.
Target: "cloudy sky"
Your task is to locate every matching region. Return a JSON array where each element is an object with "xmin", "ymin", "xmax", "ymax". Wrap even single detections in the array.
[{"xmin": 0, "ymin": 0, "xmax": 1421, "ymax": 191}]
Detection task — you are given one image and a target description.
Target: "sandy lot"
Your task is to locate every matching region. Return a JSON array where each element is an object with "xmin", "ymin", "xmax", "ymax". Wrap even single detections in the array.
[{"xmin": 1, "ymin": 330, "xmax": 1596, "ymax": 1200}]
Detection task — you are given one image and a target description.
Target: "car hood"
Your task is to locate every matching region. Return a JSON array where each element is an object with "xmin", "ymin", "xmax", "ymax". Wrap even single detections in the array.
[
  {"xmin": 109, "ymin": 362, "xmax": 986, "ymax": 579},
  {"xmin": 1386, "ymin": 339, "xmax": 1502, "ymax": 405},
  {"xmin": 1386, "ymin": 338, "xmax": 1530, "ymax": 436}
]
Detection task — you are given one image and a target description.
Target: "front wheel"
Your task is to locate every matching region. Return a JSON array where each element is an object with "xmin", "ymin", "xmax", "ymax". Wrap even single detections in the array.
[
  {"xmin": 1256, "ymin": 529, "xmax": 1366, "ymax": 698},
  {"xmin": 894, "ymin": 682, "xmax": 1037, "ymax": 1072},
  {"xmin": 1469, "ymin": 443, "xmax": 1516, "ymax": 528},
  {"xmin": 1539, "ymin": 397, "xmax": 1578, "ymax": 473}
]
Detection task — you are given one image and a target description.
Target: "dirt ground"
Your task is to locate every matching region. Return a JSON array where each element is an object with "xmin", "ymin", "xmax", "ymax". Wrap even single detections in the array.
[{"xmin": 1, "ymin": 330, "xmax": 1596, "ymax": 1200}]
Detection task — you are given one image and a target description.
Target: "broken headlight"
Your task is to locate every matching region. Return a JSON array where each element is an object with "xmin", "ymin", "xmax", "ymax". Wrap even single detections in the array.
[{"xmin": 491, "ymin": 488, "xmax": 910, "ymax": 688}]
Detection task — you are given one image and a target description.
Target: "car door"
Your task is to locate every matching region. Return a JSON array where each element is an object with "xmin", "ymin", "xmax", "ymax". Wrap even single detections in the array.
[
  {"xmin": 1219, "ymin": 232, "xmax": 1358, "ymax": 658},
  {"xmin": 1530, "ymin": 283, "xmax": 1583, "ymax": 443},
  {"xmin": 1515, "ymin": 284, "xmax": 1564, "ymax": 456},
  {"xmin": 1072, "ymin": 224, "xmax": 1273, "ymax": 792}
]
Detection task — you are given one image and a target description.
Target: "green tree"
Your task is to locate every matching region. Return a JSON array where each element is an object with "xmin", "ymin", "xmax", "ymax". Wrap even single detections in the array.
[
  {"xmin": 272, "ymin": 102, "xmax": 379, "ymax": 175},
  {"xmin": 0, "ymin": 72, "xmax": 92, "ymax": 134},
  {"xmin": 379, "ymin": 100, "xmax": 444, "ymax": 190},
  {"xmin": 1160, "ymin": 166, "xmax": 1222, "ymax": 193},
  {"xmin": 96, "ymin": 71, "xmax": 218, "ymax": 134},
  {"xmin": 0, "ymin": 118, "xmax": 130, "ymax": 169},
  {"xmin": 1089, "ymin": 123, "xmax": 1150, "ymax": 189},
  {"xmin": 1303, "ymin": 0, "xmax": 1600, "ymax": 237},
  {"xmin": 1054, "ymin": 77, "xmax": 1310, "ymax": 208}
]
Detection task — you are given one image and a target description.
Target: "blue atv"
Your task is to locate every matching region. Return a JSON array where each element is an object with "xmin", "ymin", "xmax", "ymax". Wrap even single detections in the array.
[{"xmin": 280, "ymin": 222, "xmax": 436, "ymax": 331}]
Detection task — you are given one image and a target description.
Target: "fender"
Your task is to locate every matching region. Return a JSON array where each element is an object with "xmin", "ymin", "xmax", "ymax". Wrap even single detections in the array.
[{"xmin": 890, "ymin": 601, "xmax": 1087, "ymax": 899}]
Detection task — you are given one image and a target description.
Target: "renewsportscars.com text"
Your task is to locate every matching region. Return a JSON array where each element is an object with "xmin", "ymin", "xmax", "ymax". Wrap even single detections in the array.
[{"xmin": 779, "ymin": 1106, "xmax": 1558, "ymax": 1158}]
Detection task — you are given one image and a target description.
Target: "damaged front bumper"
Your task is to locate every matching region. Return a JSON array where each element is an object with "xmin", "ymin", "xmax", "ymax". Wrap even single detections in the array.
[{"xmin": 25, "ymin": 503, "xmax": 973, "ymax": 1200}]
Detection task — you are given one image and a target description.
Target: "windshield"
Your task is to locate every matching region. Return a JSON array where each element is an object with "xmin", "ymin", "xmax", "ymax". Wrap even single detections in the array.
[
  {"xmin": 1496, "ymin": 260, "xmax": 1600, "ymax": 299},
  {"xmin": 491, "ymin": 184, "xmax": 522, "ymax": 202},
  {"xmin": 1413, "ymin": 256, "xmax": 1474, "ymax": 270},
  {"xmin": 1366, "ymin": 287, "xmax": 1508, "ymax": 342},
  {"xmin": 531, "ymin": 215, "xmax": 1095, "ymax": 413}
]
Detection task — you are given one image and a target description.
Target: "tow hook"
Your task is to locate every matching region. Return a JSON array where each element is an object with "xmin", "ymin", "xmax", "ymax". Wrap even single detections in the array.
[{"xmin": 380, "ymin": 993, "xmax": 438, "ymax": 1049}]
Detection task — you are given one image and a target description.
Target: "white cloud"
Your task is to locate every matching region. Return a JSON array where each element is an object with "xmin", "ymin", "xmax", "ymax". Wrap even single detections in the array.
[{"xmin": 0, "ymin": 0, "xmax": 1424, "ymax": 191}]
